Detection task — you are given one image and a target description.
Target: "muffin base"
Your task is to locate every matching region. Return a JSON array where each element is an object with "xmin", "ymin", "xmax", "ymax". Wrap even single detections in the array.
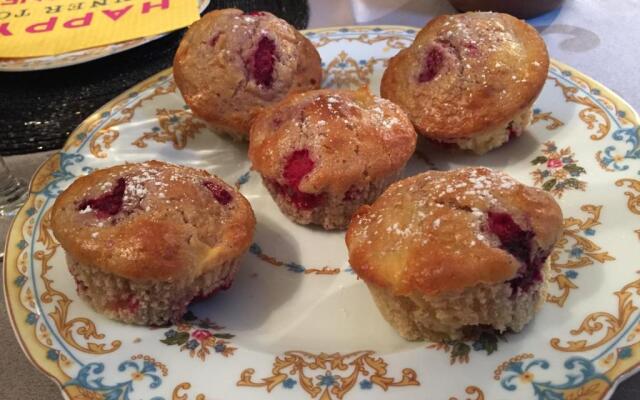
[
  {"xmin": 367, "ymin": 261, "xmax": 549, "ymax": 341},
  {"xmin": 447, "ymin": 106, "xmax": 533, "ymax": 155},
  {"xmin": 67, "ymin": 255, "xmax": 240, "ymax": 326},
  {"xmin": 263, "ymin": 174, "xmax": 399, "ymax": 230}
]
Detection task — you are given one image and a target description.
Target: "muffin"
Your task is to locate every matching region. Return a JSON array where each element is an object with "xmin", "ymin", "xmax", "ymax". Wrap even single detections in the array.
[
  {"xmin": 249, "ymin": 88, "xmax": 417, "ymax": 230},
  {"xmin": 381, "ymin": 12, "xmax": 549, "ymax": 154},
  {"xmin": 346, "ymin": 167, "xmax": 563, "ymax": 340},
  {"xmin": 173, "ymin": 8, "xmax": 322, "ymax": 140},
  {"xmin": 51, "ymin": 161, "xmax": 255, "ymax": 326}
]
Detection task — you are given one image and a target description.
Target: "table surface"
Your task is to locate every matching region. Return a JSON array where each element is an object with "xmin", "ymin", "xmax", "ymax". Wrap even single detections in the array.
[{"xmin": 2, "ymin": 0, "xmax": 639, "ymax": 399}]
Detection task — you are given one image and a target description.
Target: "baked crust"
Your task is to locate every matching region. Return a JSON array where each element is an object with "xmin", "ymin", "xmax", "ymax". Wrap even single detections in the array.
[
  {"xmin": 346, "ymin": 167, "xmax": 562, "ymax": 295},
  {"xmin": 51, "ymin": 161, "xmax": 255, "ymax": 281},
  {"xmin": 173, "ymin": 8, "xmax": 322, "ymax": 137},
  {"xmin": 380, "ymin": 12, "xmax": 549, "ymax": 140},
  {"xmin": 249, "ymin": 88, "xmax": 417, "ymax": 194}
]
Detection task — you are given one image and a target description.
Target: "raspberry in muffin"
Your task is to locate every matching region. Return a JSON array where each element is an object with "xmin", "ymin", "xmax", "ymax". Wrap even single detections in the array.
[
  {"xmin": 381, "ymin": 12, "xmax": 549, "ymax": 154},
  {"xmin": 173, "ymin": 8, "xmax": 322, "ymax": 140},
  {"xmin": 51, "ymin": 161, "xmax": 255, "ymax": 326},
  {"xmin": 346, "ymin": 167, "xmax": 563, "ymax": 340},
  {"xmin": 249, "ymin": 88, "xmax": 417, "ymax": 230}
]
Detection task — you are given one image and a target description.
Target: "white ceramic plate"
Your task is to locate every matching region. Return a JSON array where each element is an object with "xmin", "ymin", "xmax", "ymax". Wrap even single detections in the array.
[
  {"xmin": 5, "ymin": 26, "xmax": 640, "ymax": 400},
  {"xmin": 0, "ymin": 0, "xmax": 209, "ymax": 72}
]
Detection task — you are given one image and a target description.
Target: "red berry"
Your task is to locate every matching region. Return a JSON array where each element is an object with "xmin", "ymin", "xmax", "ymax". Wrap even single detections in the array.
[
  {"xmin": 343, "ymin": 185, "xmax": 362, "ymax": 201},
  {"xmin": 464, "ymin": 42, "xmax": 479, "ymax": 56},
  {"xmin": 288, "ymin": 189, "xmax": 324, "ymax": 210},
  {"xmin": 73, "ymin": 276, "xmax": 88, "ymax": 293},
  {"xmin": 251, "ymin": 36, "xmax": 276, "ymax": 88},
  {"xmin": 487, "ymin": 212, "xmax": 533, "ymax": 263},
  {"xmin": 268, "ymin": 179, "xmax": 323, "ymax": 210},
  {"xmin": 271, "ymin": 150, "xmax": 324, "ymax": 210},
  {"xmin": 208, "ymin": 33, "xmax": 220, "ymax": 47},
  {"xmin": 77, "ymin": 178, "xmax": 126, "ymax": 218},
  {"xmin": 203, "ymin": 181, "xmax": 233, "ymax": 205},
  {"xmin": 418, "ymin": 47, "xmax": 444, "ymax": 83},
  {"xmin": 507, "ymin": 122, "xmax": 518, "ymax": 140},
  {"xmin": 486, "ymin": 212, "xmax": 547, "ymax": 293},
  {"xmin": 126, "ymin": 295, "xmax": 140, "ymax": 313},
  {"xmin": 283, "ymin": 149, "xmax": 314, "ymax": 187},
  {"xmin": 109, "ymin": 294, "xmax": 139, "ymax": 313}
]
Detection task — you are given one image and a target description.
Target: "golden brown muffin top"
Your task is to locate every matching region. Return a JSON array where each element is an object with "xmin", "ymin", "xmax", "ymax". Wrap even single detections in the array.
[
  {"xmin": 173, "ymin": 8, "xmax": 322, "ymax": 136},
  {"xmin": 51, "ymin": 161, "xmax": 255, "ymax": 281},
  {"xmin": 380, "ymin": 12, "xmax": 549, "ymax": 139},
  {"xmin": 346, "ymin": 167, "xmax": 563, "ymax": 295},
  {"xmin": 249, "ymin": 88, "xmax": 417, "ymax": 195}
]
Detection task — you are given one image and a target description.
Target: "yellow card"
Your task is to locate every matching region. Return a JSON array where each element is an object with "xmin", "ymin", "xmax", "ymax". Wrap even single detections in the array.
[{"xmin": 0, "ymin": 0, "xmax": 200, "ymax": 58}]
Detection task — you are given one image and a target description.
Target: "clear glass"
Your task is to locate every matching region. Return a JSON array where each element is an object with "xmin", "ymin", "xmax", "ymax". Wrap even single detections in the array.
[{"xmin": 0, "ymin": 155, "xmax": 28, "ymax": 217}]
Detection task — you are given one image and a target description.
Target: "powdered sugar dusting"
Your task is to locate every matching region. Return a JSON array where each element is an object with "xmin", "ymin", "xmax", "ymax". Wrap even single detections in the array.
[
  {"xmin": 351, "ymin": 167, "xmax": 525, "ymax": 252},
  {"xmin": 79, "ymin": 206, "xmax": 93, "ymax": 214},
  {"xmin": 415, "ymin": 12, "xmax": 535, "ymax": 98},
  {"xmin": 260, "ymin": 89, "xmax": 414, "ymax": 191},
  {"xmin": 386, "ymin": 222, "xmax": 413, "ymax": 238},
  {"xmin": 79, "ymin": 162, "xmax": 233, "ymax": 230}
]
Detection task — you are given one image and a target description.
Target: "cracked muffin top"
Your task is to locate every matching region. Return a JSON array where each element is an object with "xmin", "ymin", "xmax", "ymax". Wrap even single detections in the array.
[
  {"xmin": 51, "ymin": 161, "xmax": 255, "ymax": 281},
  {"xmin": 346, "ymin": 167, "xmax": 563, "ymax": 296},
  {"xmin": 380, "ymin": 12, "xmax": 548, "ymax": 139},
  {"xmin": 249, "ymin": 88, "xmax": 417, "ymax": 195},
  {"xmin": 173, "ymin": 8, "xmax": 322, "ymax": 138}
]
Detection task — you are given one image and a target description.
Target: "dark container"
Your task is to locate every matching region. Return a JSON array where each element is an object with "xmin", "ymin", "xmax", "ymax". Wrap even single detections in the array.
[{"xmin": 448, "ymin": 0, "xmax": 563, "ymax": 19}]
